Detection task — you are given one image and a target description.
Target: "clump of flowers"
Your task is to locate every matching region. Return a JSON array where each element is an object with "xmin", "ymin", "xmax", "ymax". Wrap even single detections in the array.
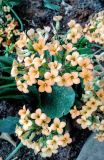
[
  {"xmin": 70, "ymin": 79, "xmax": 104, "ymax": 142},
  {"xmin": 11, "ymin": 18, "xmax": 94, "ymax": 94},
  {"xmin": 16, "ymin": 107, "xmax": 72, "ymax": 157},
  {"xmin": 84, "ymin": 11, "xmax": 104, "ymax": 44},
  {"xmin": 0, "ymin": 6, "xmax": 20, "ymax": 54}
]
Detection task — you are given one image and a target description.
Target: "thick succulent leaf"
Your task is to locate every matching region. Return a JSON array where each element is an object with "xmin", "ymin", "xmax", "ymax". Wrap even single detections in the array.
[
  {"xmin": 41, "ymin": 85, "xmax": 75, "ymax": 118},
  {"xmin": 0, "ymin": 117, "xmax": 19, "ymax": 134}
]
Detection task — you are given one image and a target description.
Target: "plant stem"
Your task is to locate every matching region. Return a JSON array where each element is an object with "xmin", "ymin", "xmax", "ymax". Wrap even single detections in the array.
[
  {"xmin": 6, "ymin": 142, "xmax": 23, "ymax": 160},
  {"xmin": 10, "ymin": 7, "xmax": 23, "ymax": 31}
]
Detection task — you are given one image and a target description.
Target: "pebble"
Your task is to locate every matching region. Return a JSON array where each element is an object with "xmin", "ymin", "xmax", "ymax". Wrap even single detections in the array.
[{"xmin": 77, "ymin": 133, "xmax": 104, "ymax": 160}]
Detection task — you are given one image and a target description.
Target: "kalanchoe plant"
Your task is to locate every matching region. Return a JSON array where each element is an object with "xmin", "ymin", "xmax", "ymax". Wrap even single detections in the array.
[
  {"xmin": 0, "ymin": 5, "xmax": 22, "ymax": 56},
  {"xmin": 69, "ymin": 11, "xmax": 104, "ymax": 142},
  {"xmin": 70, "ymin": 79, "xmax": 104, "ymax": 142},
  {"xmin": 84, "ymin": 11, "xmax": 104, "ymax": 45},
  {"xmin": 6, "ymin": 107, "xmax": 72, "ymax": 159},
  {"xmin": 11, "ymin": 16, "xmax": 94, "ymax": 117},
  {"xmin": 11, "ymin": 18, "xmax": 94, "ymax": 94},
  {"xmin": 1, "ymin": 9, "xmax": 104, "ymax": 160},
  {"xmin": 17, "ymin": 107, "xmax": 72, "ymax": 157}
]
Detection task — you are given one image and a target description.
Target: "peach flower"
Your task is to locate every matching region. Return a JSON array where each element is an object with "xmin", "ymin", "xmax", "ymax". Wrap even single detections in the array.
[
  {"xmin": 80, "ymin": 69, "xmax": 93, "ymax": 84},
  {"xmin": 48, "ymin": 40, "xmax": 62, "ymax": 55},
  {"xmin": 16, "ymin": 80, "xmax": 29, "ymax": 93},
  {"xmin": 51, "ymin": 118, "xmax": 66, "ymax": 134},
  {"xmin": 23, "ymin": 74, "xmax": 37, "ymax": 86},
  {"xmin": 56, "ymin": 73, "xmax": 71, "ymax": 87},
  {"xmin": 67, "ymin": 28, "xmax": 81, "ymax": 43},
  {"xmin": 44, "ymin": 70, "xmax": 58, "ymax": 85},
  {"xmin": 24, "ymin": 55, "xmax": 34, "ymax": 67},
  {"xmin": 78, "ymin": 58, "xmax": 93, "ymax": 70},
  {"xmin": 38, "ymin": 80, "xmax": 52, "ymax": 93},
  {"xmin": 77, "ymin": 118, "xmax": 91, "ymax": 129},
  {"xmin": 67, "ymin": 72, "xmax": 80, "ymax": 86},
  {"xmin": 33, "ymin": 57, "xmax": 46, "ymax": 68},
  {"xmin": 15, "ymin": 32, "xmax": 28, "ymax": 49},
  {"xmin": 48, "ymin": 61, "xmax": 62, "ymax": 70},
  {"xmin": 33, "ymin": 38, "xmax": 47, "ymax": 55},
  {"xmin": 66, "ymin": 51, "xmax": 80, "ymax": 66},
  {"xmin": 63, "ymin": 43, "xmax": 75, "ymax": 53},
  {"xmin": 86, "ymin": 97, "xmax": 101, "ymax": 109},
  {"xmin": 96, "ymin": 89, "xmax": 104, "ymax": 102},
  {"xmin": 70, "ymin": 106, "xmax": 80, "ymax": 119},
  {"xmin": 68, "ymin": 20, "xmax": 76, "ymax": 28},
  {"xmin": 28, "ymin": 67, "xmax": 39, "ymax": 79},
  {"xmin": 18, "ymin": 105, "xmax": 30, "ymax": 119},
  {"xmin": 59, "ymin": 133, "xmax": 72, "ymax": 147}
]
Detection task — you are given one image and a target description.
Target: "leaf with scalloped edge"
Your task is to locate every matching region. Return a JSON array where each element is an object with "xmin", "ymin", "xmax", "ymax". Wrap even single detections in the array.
[{"xmin": 40, "ymin": 85, "xmax": 75, "ymax": 118}]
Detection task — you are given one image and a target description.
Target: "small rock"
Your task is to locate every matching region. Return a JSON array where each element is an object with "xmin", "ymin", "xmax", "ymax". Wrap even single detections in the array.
[{"xmin": 77, "ymin": 133, "xmax": 104, "ymax": 160}]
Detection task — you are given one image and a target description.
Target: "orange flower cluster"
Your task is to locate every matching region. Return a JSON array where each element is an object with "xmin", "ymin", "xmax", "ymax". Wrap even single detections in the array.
[
  {"xmin": 16, "ymin": 107, "xmax": 72, "ymax": 157},
  {"xmin": 0, "ymin": 6, "xmax": 20, "ymax": 53},
  {"xmin": 67, "ymin": 20, "xmax": 83, "ymax": 43},
  {"xmin": 11, "ymin": 19, "xmax": 94, "ymax": 93},
  {"xmin": 84, "ymin": 11, "xmax": 104, "ymax": 44},
  {"xmin": 70, "ymin": 81, "xmax": 104, "ymax": 142}
]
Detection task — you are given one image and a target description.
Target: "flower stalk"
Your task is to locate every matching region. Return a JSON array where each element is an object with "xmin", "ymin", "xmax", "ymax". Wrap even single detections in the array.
[{"xmin": 6, "ymin": 142, "xmax": 23, "ymax": 160}]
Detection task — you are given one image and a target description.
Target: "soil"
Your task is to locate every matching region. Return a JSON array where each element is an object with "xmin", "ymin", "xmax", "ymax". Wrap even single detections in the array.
[
  {"xmin": 16, "ymin": 0, "xmax": 104, "ymax": 30},
  {"xmin": 0, "ymin": 0, "xmax": 104, "ymax": 160}
]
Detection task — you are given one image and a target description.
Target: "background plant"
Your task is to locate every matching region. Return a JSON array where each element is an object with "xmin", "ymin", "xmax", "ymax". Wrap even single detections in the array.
[{"xmin": 43, "ymin": 0, "xmax": 62, "ymax": 11}]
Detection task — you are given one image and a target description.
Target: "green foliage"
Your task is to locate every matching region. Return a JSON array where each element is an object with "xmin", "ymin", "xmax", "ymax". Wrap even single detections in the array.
[
  {"xmin": 0, "ymin": 87, "xmax": 25, "ymax": 100},
  {"xmin": 0, "ymin": 76, "xmax": 26, "ymax": 100},
  {"xmin": 40, "ymin": 85, "xmax": 75, "ymax": 118},
  {"xmin": 0, "ymin": 56, "xmax": 40, "ymax": 102},
  {"xmin": 75, "ymin": 36, "xmax": 93, "ymax": 56},
  {"xmin": 0, "ymin": 116, "xmax": 19, "ymax": 134},
  {"xmin": 0, "ymin": 0, "xmax": 21, "ymax": 7},
  {"xmin": 0, "ymin": 76, "xmax": 40, "ymax": 102},
  {"xmin": 0, "ymin": 56, "xmax": 25, "ymax": 100},
  {"xmin": 0, "ymin": 56, "xmax": 13, "ymax": 73},
  {"xmin": 43, "ymin": 0, "xmax": 62, "ymax": 11},
  {"xmin": 78, "ymin": 47, "xmax": 93, "ymax": 56},
  {"xmin": 4, "ymin": 44, "xmax": 15, "ymax": 56}
]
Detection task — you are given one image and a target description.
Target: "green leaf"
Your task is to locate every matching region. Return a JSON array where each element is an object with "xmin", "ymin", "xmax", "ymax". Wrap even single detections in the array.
[
  {"xmin": 0, "ymin": 76, "xmax": 26, "ymax": 100},
  {"xmin": 0, "ymin": 76, "xmax": 15, "ymax": 86},
  {"xmin": 0, "ymin": 116, "xmax": 19, "ymax": 134},
  {"xmin": 77, "ymin": 47, "xmax": 93, "ymax": 55},
  {"xmin": 44, "ymin": 2, "xmax": 60, "ymax": 11},
  {"xmin": 0, "ymin": 76, "xmax": 16, "ymax": 90},
  {"xmin": 40, "ymin": 85, "xmax": 75, "ymax": 118},
  {"xmin": 0, "ymin": 56, "xmax": 13, "ymax": 73},
  {"xmin": 0, "ymin": 87, "xmax": 26, "ymax": 100},
  {"xmin": 2, "ymin": 0, "xmax": 22, "ymax": 7},
  {"xmin": 94, "ymin": 64, "xmax": 102, "ymax": 71},
  {"xmin": 49, "ymin": 0, "xmax": 62, "ymax": 2},
  {"xmin": 27, "ymin": 40, "xmax": 34, "ymax": 51}
]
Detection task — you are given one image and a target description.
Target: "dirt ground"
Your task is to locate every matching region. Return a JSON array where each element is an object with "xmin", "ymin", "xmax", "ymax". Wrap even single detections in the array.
[{"xmin": 0, "ymin": 0, "xmax": 104, "ymax": 159}]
